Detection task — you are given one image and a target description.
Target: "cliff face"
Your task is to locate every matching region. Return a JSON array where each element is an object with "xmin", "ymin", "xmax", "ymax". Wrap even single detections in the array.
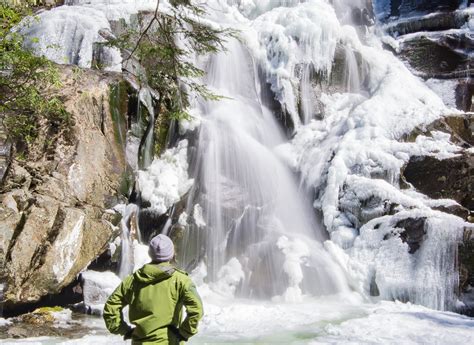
[{"xmin": 0, "ymin": 66, "xmax": 129, "ymax": 315}]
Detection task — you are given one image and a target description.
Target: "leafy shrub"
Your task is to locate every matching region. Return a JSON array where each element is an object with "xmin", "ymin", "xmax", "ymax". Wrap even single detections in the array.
[{"xmin": 0, "ymin": 3, "xmax": 69, "ymax": 152}]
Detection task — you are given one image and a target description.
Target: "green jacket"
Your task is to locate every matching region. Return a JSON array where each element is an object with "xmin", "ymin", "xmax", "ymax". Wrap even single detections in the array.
[{"xmin": 103, "ymin": 262, "xmax": 204, "ymax": 344}]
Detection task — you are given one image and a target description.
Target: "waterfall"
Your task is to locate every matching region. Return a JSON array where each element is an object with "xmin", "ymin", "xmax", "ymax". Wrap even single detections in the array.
[
  {"xmin": 300, "ymin": 64, "xmax": 315, "ymax": 124},
  {"xmin": 117, "ymin": 204, "xmax": 140, "ymax": 278},
  {"xmin": 343, "ymin": 46, "xmax": 361, "ymax": 93},
  {"xmin": 177, "ymin": 39, "xmax": 349, "ymax": 301},
  {"xmin": 19, "ymin": 0, "xmax": 469, "ymax": 315},
  {"xmin": 137, "ymin": 88, "xmax": 156, "ymax": 170}
]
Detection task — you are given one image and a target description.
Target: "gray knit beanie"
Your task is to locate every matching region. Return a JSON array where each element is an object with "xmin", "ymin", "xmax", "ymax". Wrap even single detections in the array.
[{"xmin": 148, "ymin": 234, "xmax": 175, "ymax": 263}]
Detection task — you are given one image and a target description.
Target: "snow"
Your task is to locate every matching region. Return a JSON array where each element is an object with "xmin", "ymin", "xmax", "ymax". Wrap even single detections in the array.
[
  {"xmin": 138, "ymin": 140, "xmax": 194, "ymax": 215},
  {"xmin": 64, "ymin": 0, "xmax": 158, "ymax": 22},
  {"xmin": 17, "ymin": 0, "xmax": 164, "ymax": 71},
  {"xmin": 179, "ymin": 108, "xmax": 202, "ymax": 135},
  {"xmin": 425, "ymin": 79, "xmax": 458, "ymax": 108},
  {"xmin": 343, "ymin": 210, "xmax": 466, "ymax": 310},
  {"xmin": 246, "ymin": 1, "xmax": 342, "ymax": 125},
  {"xmin": 178, "ymin": 212, "xmax": 188, "ymax": 227},
  {"xmin": 81, "ymin": 270, "xmax": 121, "ymax": 314},
  {"xmin": 312, "ymin": 301, "xmax": 474, "ymax": 345},
  {"xmin": 0, "ymin": 318, "xmax": 12, "ymax": 327},
  {"xmin": 5, "ymin": 299, "xmax": 472, "ymax": 344},
  {"xmin": 50, "ymin": 310, "xmax": 73, "ymax": 327}
]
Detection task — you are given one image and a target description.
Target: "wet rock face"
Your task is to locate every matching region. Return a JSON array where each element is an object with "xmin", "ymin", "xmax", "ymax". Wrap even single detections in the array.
[
  {"xmin": 459, "ymin": 229, "xmax": 474, "ymax": 291},
  {"xmin": 376, "ymin": 1, "xmax": 473, "ymax": 112},
  {"xmin": 381, "ymin": 218, "xmax": 427, "ymax": 254},
  {"xmin": 0, "ymin": 67, "xmax": 129, "ymax": 315},
  {"xmin": 398, "ymin": 34, "xmax": 471, "ymax": 78},
  {"xmin": 395, "ymin": 218, "xmax": 427, "ymax": 254},
  {"xmin": 403, "ymin": 153, "xmax": 474, "ymax": 212},
  {"xmin": 378, "ymin": 0, "xmax": 465, "ymax": 21}
]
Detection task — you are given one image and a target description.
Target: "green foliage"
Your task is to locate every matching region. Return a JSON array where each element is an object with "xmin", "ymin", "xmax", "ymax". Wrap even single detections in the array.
[
  {"xmin": 0, "ymin": 3, "xmax": 69, "ymax": 152},
  {"xmin": 110, "ymin": 0, "xmax": 235, "ymax": 120}
]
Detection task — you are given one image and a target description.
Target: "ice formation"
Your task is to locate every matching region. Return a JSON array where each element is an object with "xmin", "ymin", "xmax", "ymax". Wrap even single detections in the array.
[
  {"xmin": 178, "ymin": 35, "xmax": 350, "ymax": 301},
  {"xmin": 81, "ymin": 270, "xmax": 122, "ymax": 314},
  {"xmin": 18, "ymin": 6, "xmax": 121, "ymax": 70},
  {"xmin": 138, "ymin": 140, "xmax": 194, "ymax": 215},
  {"xmin": 14, "ymin": 0, "xmax": 471, "ymax": 332}
]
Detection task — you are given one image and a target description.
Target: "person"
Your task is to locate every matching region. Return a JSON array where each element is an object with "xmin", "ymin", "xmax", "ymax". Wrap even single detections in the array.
[{"xmin": 103, "ymin": 234, "xmax": 204, "ymax": 344}]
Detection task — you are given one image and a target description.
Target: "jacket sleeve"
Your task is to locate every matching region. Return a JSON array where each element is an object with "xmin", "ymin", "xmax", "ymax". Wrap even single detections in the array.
[
  {"xmin": 103, "ymin": 275, "xmax": 133, "ymax": 335},
  {"xmin": 179, "ymin": 281, "xmax": 204, "ymax": 340}
]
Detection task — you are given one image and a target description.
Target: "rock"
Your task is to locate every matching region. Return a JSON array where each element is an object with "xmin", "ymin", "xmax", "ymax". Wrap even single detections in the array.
[
  {"xmin": 339, "ymin": 189, "xmax": 394, "ymax": 229},
  {"xmin": 1, "ymin": 66, "xmax": 131, "ymax": 315},
  {"xmin": 398, "ymin": 34, "xmax": 471, "ymax": 79},
  {"xmin": 396, "ymin": 217, "xmax": 427, "ymax": 254},
  {"xmin": 460, "ymin": 228, "xmax": 474, "ymax": 301},
  {"xmin": 1, "ymin": 307, "xmax": 96, "ymax": 340},
  {"xmin": 456, "ymin": 80, "xmax": 474, "ymax": 112},
  {"xmin": 378, "ymin": 0, "xmax": 465, "ymax": 22},
  {"xmin": 382, "ymin": 217, "xmax": 427, "ymax": 254},
  {"xmin": 378, "ymin": 2, "xmax": 473, "ymax": 113},
  {"xmin": 0, "ymin": 135, "xmax": 11, "ymax": 185},
  {"xmin": 19, "ymin": 307, "xmax": 66, "ymax": 325},
  {"xmin": 403, "ymin": 153, "xmax": 474, "ymax": 213},
  {"xmin": 385, "ymin": 11, "xmax": 470, "ymax": 36}
]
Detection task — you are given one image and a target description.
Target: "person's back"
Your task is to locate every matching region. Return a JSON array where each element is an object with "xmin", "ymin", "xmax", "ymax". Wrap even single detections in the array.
[{"xmin": 103, "ymin": 235, "xmax": 203, "ymax": 344}]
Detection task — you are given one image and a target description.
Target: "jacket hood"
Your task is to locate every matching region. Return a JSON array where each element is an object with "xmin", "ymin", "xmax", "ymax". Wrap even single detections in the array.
[{"xmin": 134, "ymin": 263, "xmax": 176, "ymax": 284}]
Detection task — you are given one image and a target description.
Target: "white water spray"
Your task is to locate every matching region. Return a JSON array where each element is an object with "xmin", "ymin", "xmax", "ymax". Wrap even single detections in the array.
[{"xmin": 178, "ymin": 39, "xmax": 349, "ymax": 300}]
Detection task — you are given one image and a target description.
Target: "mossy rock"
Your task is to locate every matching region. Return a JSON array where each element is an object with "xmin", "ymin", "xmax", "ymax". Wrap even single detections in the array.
[{"xmin": 19, "ymin": 306, "xmax": 63, "ymax": 325}]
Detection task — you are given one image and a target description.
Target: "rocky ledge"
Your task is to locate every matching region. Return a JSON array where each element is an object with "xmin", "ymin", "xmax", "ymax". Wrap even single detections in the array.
[{"xmin": 0, "ymin": 66, "xmax": 131, "ymax": 316}]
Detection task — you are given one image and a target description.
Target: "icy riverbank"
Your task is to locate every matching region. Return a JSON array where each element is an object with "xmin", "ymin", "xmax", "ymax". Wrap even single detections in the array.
[{"xmin": 1, "ymin": 297, "xmax": 473, "ymax": 344}]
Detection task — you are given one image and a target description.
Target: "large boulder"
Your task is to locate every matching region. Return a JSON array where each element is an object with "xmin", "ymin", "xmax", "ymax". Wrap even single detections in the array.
[
  {"xmin": 0, "ymin": 66, "xmax": 129, "ymax": 315},
  {"xmin": 376, "ymin": 1, "xmax": 473, "ymax": 112},
  {"xmin": 403, "ymin": 153, "xmax": 473, "ymax": 213},
  {"xmin": 376, "ymin": 0, "xmax": 466, "ymax": 22}
]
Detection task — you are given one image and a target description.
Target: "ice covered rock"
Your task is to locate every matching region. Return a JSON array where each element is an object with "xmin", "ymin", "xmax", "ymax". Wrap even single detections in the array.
[
  {"xmin": 373, "ymin": 0, "xmax": 466, "ymax": 22},
  {"xmin": 403, "ymin": 152, "xmax": 474, "ymax": 214},
  {"xmin": 81, "ymin": 270, "xmax": 121, "ymax": 315}
]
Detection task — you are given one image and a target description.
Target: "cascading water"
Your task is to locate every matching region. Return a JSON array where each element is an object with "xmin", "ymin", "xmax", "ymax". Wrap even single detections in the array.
[
  {"xmin": 300, "ymin": 64, "xmax": 316, "ymax": 124},
  {"xmin": 12, "ymin": 2, "xmax": 474, "ymax": 342},
  {"xmin": 177, "ymin": 39, "xmax": 349, "ymax": 301},
  {"xmin": 137, "ymin": 88, "xmax": 156, "ymax": 170}
]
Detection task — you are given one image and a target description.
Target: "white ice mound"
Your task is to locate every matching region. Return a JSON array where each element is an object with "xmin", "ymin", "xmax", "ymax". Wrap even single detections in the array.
[
  {"xmin": 19, "ymin": 6, "xmax": 121, "ymax": 70},
  {"xmin": 82, "ymin": 270, "xmax": 121, "ymax": 314},
  {"xmin": 288, "ymin": 42, "xmax": 463, "ymax": 309},
  {"xmin": 249, "ymin": 1, "xmax": 341, "ymax": 125},
  {"xmin": 64, "ymin": 0, "xmax": 158, "ymax": 22},
  {"xmin": 138, "ymin": 140, "xmax": 194, "ymax": 215}
]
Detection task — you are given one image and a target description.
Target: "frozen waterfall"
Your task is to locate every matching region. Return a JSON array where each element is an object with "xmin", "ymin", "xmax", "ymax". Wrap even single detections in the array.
[
  {"xmin": 18, "ymin": 0, "xmax": 470, "ymax": 317},
  {"xmin": 177, "ymin": 39, "xmax": 350, "ymax": 301}
]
